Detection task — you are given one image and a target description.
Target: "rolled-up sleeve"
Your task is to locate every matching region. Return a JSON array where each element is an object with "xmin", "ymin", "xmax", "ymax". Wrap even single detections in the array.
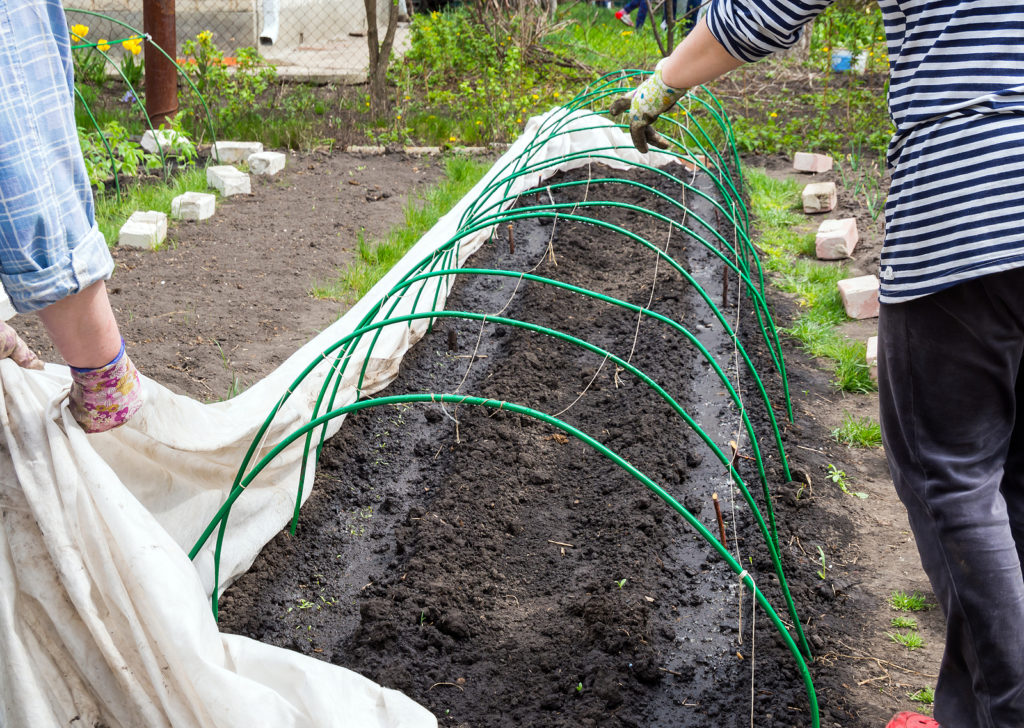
[
  {"xmin": 0, "ymin": 0, "xmax": 113, "ymax": 314},
  {"xmin": 706, "ymin": 0, "xmax": 834, "ymax": 63}
]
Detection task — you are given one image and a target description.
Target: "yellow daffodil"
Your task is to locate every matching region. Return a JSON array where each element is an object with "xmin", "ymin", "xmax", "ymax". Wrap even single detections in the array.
[
  {"xmin": 198, "ymin": 30, "xmax": 213, "ymax": 43},
  {"xmin": 70, "ymin": 24, "xmax": 89, "ymax": 40},
  {"xmin": 123, "ymin": 37, "xmax": 142, "ymax": 55},
  {"xmin": 97, "ymin": 39, "xmax": 110, "ymax": 52}
]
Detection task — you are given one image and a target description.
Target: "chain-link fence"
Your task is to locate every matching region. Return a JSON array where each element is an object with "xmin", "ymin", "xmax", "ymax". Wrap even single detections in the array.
[{"xmin": 65, "ymin": 0, "xmax": 411, "ymax": 82}]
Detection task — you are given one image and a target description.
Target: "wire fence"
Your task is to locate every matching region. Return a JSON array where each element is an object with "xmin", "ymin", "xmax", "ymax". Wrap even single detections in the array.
[{"xmin": 65, "ymin": 0, "xmax": 410, "ymax": 82}]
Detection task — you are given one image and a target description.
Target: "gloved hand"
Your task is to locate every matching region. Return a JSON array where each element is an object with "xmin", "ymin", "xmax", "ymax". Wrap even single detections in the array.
[
  {"xmin": 609, "ymin": 58, "xmax": 688, "ymax": 154},
  {"xmin": 68, "ymin": 340, "xmax": 143, "ymax": 433},
  {"xmin": 0, "ymin": 320, "xmax": 44, "ymax": 370}
]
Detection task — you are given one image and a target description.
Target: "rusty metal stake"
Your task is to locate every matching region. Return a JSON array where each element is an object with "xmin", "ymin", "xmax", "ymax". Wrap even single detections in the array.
[
  {"xmin": 712, "ymin": 492, "xmax": 728, "ymax": 548},
  {"xmin": 507, "ymin": 223, "xmax": 515, "ymax": 254},
  {"xmin": 143, "ymin": 0, "xmax": 179, "ymax": 128},
  {"xmin": 447, "ymin": 328, "xmax": 457, "ymax": 352},
  {"xmin": 721, "ymin": 265, "xmax": 729, "ymax": 308}
]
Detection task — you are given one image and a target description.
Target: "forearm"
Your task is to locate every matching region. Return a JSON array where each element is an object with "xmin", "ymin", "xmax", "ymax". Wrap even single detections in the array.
[
  {"xmin": 36, "ymin": 281, "xmax": 123, "ymax": 369},
  {"xmin": 660, "ymin": 17, "xmax": 746, "ymax": 90}
]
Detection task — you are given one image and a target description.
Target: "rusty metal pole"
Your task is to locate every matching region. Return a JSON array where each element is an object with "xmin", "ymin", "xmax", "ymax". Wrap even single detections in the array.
[{"xmin": 143, "ymin": 0, "xmax": 178, "ymax": 128}]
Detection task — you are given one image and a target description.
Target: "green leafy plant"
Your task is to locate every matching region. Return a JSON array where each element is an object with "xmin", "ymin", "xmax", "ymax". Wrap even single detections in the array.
[
  {"xmin": 909, "ymin": 687, "xmax": 935, "ymax": 705},
  {"xmin": 827, "ymin": 463, "xmax": 868, "ymax": 499},
  {"xmin": 78, "ymin": 120, "xmax": 162, "ymax": 191},
  {"xmin": 888, "ymin": 630, "xmax": 924, "ymax": 650},
  {"xmin": 615, "ymin": 578, "xmax": 627, "ymax": 589},
  {"xmin": 890, "ymin": 616, "xmax": 918, "ymax": 629},
  {"xmin": 815, "ymin": 546, "xmax": 827, "ymax": 579},
  {"xmin": 889, "ymin": 590, "xmax": 931, "ymax": 612},
  {"xmin": 178, "ymin": 30, "xmax": 277, "ymax": 143},
  {"xmin": 831, "ymin": 411, "xmax": 883, "ymax": 447}
]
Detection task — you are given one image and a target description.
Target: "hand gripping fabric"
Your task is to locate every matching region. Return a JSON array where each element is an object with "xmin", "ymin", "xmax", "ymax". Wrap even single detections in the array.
[
  {"xmin": 69, "ymin": 340, "xmax": 143, "ymax": 433},
  {"xmin": 0, "ymin": 320, "xmax": 43, "ymax": 370}
]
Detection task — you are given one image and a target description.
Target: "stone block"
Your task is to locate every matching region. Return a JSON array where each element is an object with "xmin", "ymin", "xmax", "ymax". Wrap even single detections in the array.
[
  {"xmin": 404, "ymin": 146, "xmax": 442, "ymax": 156},
  {"xmin": 815, "ymin": 217, "xmax": 859, "ymax": 260},
  {"xmin": 793, "ymin": 152, "xmax": 834, "ymax": 174},
  {"xmin": 347, "ymin": 145, "xmax": 386, "ymax": 155},
  {"xmin": 838, "ymin": 274, "xmax": 880, "ymax": 319},
  {"xmin": 171, "ymin": 191, "xmax": 216, "ymax": 221},
  {"xmin": 207, "ymin": 165, "xmax": 251, "ymax": 196},
  {"xmin": 248, "ymin": 151, "xmax": 287, "ymax": 176},
  {"xmin": 802, "ymin": 181, "xmax": 837, "ymax": 214},
  {"xmin": 119, "ymin": 210, "xmax": 167, "ymax": 249},
  {"xmin": 212, "ymin": 140, "xmax": 263, "ymax": 164},
  {"xmin": 141, "ymin": 129, "xmax": 194, "ymax": 157},
  {"xmin": 866, "ymin": 335, "xmax": 879, "ymax": 381}
]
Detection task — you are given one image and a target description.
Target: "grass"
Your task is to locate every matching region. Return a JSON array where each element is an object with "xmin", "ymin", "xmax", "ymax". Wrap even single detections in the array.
[
  {"xmin": 312, "ymin": 154, "xmax": 489, "ymax": 303},
  {"xmin": 890, "ymin": 590, "xmax": 931, "ymax": 612},
  {"xmin": 890, "ymin": 616, "xmax": 918, "ymax": 630},
  {"xmin": 888, "ymin": 630, "xmax": 925, "ymax": 650},
  {"xmin": 746, "ymin": 168, "xmax": 876, "ymax": 393},
  {"xmin": 909, "ymin": 687, "xmax": 935, "ymax": 706},
  {"xmin": 831, "ymin": 411, "xmax": 883, "ymax": 447},
  {"xmin": 546, "ymin": 2, "xmax": 663, "ymax": 73},
  {"xmin": 94, "ymin": 166, "xmax": 209, "ymax": 247}
]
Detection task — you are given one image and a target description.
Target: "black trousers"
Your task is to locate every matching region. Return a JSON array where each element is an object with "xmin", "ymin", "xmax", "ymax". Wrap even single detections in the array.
[{"xmin": 878, "ymin": 267, "xmax": 1024, "ymax": 728}]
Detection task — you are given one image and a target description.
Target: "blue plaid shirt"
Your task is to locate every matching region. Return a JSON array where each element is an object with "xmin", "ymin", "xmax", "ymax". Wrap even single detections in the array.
[{"xmin": 0, "ymin": 0, "xmax": 113, "ymax": 313}]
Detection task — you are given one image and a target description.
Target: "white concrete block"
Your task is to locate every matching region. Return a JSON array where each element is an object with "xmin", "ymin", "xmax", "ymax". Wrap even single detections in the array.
[
  {"xmin": 347, "ymin": 145, "xmax": 386, "ymax": 155},
  {"xmin": 248, "ymin": 151, "xmax": 287, "ymax": 176},
  {"xmin": 403, "ymin": 146, "xmax": 442, "ymax": 156},
  {"xmin": 866, "ymin": 335, "xmax": 878, "ymax": 381},
  {"xmin": 212, "ymin": 140, "xmax": 263, "ymax": 164},
  {"xmin": 815, "ymin": 217, "xmax": 859, "ymax": 260},
  {"xmin": 141, "ymin": 129, "xmax": 194, "ymax": 157},
  {"xmin": 118, "ymin": 210, "xmax": 167, "ymax": 249},
  {"xmin": 171, "ymin": 191, "xmax": 216, "ymax": 221},
  {"xmin": 0, "ymin": 289, "xmax": 16, "ymax": 321},
  {"xmin": 802, "ymin": 181, "xmax": 837, "ymax": 214},
  {"xmin": 793, "ymin": 152, "xmax": 833, "ymax": 174},
  {"xmin": 838, "ymin": 274, "xmax": 880, "ymax": 319},
  {"xmin": 207, "ymin": 165, "xmax": 251, "ymax": 196}
]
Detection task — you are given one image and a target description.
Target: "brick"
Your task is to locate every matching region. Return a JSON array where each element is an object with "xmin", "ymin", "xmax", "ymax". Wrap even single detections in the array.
[
  {"xmin": 404, "ymin": 146, "xmax": 442, "ymax": 156},
  {"xmin": 793, "ymin": 152, "xmax": 834, "ymax": 174},
  {"xmin": 207, "ymin": 165, "xmax": 251, "ymax": 197},
  {"xmin": 802, "ymin": 181, "xmax": 837, "ymax": 214},
  {"xmin": 838, "ymin": 274, "xmax": 880, "ymax": 319},
  {"xmin": 212, "ymin": 140, "xmax": 263, "ymax": 164},
  {"xmin": 248, "ymin": 151, "xmax": 287, "ymax": 176},
  {"xmin": 171, "ymin": 191, "xmax": 216, "ymax": 221},
  {"xmin": 347, "ymin": 145, "xmax": 386, "ymax": 155},
  {"xmin": 118, "ymin": 210, "xmax": 168, "ymax": 249},
  {"xmin": 815, "ymin": 217, "xmax": 859, "ymax": 260},
  {"xmin": 141, "ymin": 129, "xmax": 194, "ymax": 157},
  {"xmin": 677, "ymin": 154, "xmax": 709, "ymax": 172},
  {"xmin": 866, "ymin": 335, "xmax": 879, "ymax": 381}
]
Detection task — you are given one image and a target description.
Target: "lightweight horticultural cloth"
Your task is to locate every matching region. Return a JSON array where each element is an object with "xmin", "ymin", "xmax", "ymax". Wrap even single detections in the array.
[
  {"xmin": 0, "ymin": 0, "xmax": 114, "ymax": 313},
  {"xmin": 706, "ymin": 0, "xmax": 1024, "ymax": 303}
]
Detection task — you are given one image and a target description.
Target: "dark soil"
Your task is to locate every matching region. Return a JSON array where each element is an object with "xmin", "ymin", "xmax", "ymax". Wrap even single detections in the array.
[{"xmin": 218, "ymin": 164, "xmax": 874, "ymax": 727}]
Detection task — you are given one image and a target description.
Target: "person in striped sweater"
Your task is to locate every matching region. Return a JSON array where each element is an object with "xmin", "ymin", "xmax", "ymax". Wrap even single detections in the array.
[{"xmin": 615, "ymin": 2, "xmax": 1024, "ymax": 726}]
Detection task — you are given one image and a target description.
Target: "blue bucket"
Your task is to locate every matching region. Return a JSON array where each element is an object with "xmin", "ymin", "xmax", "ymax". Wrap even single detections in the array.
[{"xmin": 831, "ymin": 49, "xmax": 853, "ymax": 72}]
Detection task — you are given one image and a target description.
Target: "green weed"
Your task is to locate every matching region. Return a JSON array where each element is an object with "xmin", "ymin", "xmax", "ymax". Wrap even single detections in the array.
[
  {"xmin": 827, "ymin": 463, "xmax": 868, "ymax": 499},
  {"xmin": 816, "ymin": 546, "xmax": 827, "ymax": 579},
  {"xmin": 888, "ymin": 630, "xmax": 924, "ymax": 650},
  {"xmin": 831, "ymin": 411, "xmax": 883, "ymax": 448},
  {"xmin": 889, "ymin": 590, "xmax": 931, "ymax": 612},
  {"xmin": 909, "ymin": 687, "xmax": 935, "ymax": 705},
  {"xmin": 890, "ymin": 616, "xmax": 918, "ymax": 630}
]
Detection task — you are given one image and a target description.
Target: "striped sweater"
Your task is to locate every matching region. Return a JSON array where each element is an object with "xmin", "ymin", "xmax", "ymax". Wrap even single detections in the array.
[{"xmin": 706, "ymin": 0, "xmax": 1024, "ymax": 303}]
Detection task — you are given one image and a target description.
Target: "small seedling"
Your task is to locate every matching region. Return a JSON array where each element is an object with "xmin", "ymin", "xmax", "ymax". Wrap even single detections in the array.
[
  {"xmin": 297, "ymin": 598, "xmax": 315, "ymax": 610},
  {"xmin": 888, "ymin": 631, "xmax": 925, "ymax": 650},
  {"xmin": 575, "ymin": 682, "xmax": 583, "ymax": 693},
  {"xmin": 615, "ymin": 578, "xmax": 627, "ymax": 589},
  {"xmin": 890, "ymin": 616, "xmax": 918, "ymax": 629},
  {"xmin": 909, "ymin": 687, "xmax": 935, "ymax": 705},
  {"xmin": 816, "ymin": 546, "xmax": 827, "ymax": 579},
  {"xmin": 827, "ymin": 463, "xmax": 869, "ymax": 499},
  {"xmin": 890, "ymin": 590, "xmax": 931, "ymax": 612}
]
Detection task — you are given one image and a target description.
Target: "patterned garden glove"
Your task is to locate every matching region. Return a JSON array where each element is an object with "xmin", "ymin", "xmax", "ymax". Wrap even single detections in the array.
[
  {"xmin": 68, "ymin": 340, "xmax": 143, "ymax": 433},
  {"xmin": 609, "ymin": 58, "xmax": 688, "ymax": 154},
  {"xmin": 0, "ymin": 320, "xmax": 44, "ymax": 370}
]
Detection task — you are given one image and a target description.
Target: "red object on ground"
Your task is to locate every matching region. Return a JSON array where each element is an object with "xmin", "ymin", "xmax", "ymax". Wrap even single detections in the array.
[
  {"xmin": 615, "ymin": 9, "xmax": 634, "ymax": 26},
  {"xmin": 886, "ymin": 712, "xmax": 940, "ymax": 728}
]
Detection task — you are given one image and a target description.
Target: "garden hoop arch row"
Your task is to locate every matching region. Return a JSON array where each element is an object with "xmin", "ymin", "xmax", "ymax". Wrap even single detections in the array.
[{"xmin": 187, "ymin": 74, "xmax": 821, "ymax": 726}]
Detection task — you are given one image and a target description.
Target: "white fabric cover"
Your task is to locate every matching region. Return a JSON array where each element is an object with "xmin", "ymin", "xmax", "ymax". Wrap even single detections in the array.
[{"xmin": 0, "ymin": 110, "xmax": 675, "ymax": 727}]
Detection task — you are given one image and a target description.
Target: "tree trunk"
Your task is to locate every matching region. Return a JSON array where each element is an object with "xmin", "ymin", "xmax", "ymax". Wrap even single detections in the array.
[{"xmin": 365, "ymin": 0, "xmax": 399, "ymax": 117}]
